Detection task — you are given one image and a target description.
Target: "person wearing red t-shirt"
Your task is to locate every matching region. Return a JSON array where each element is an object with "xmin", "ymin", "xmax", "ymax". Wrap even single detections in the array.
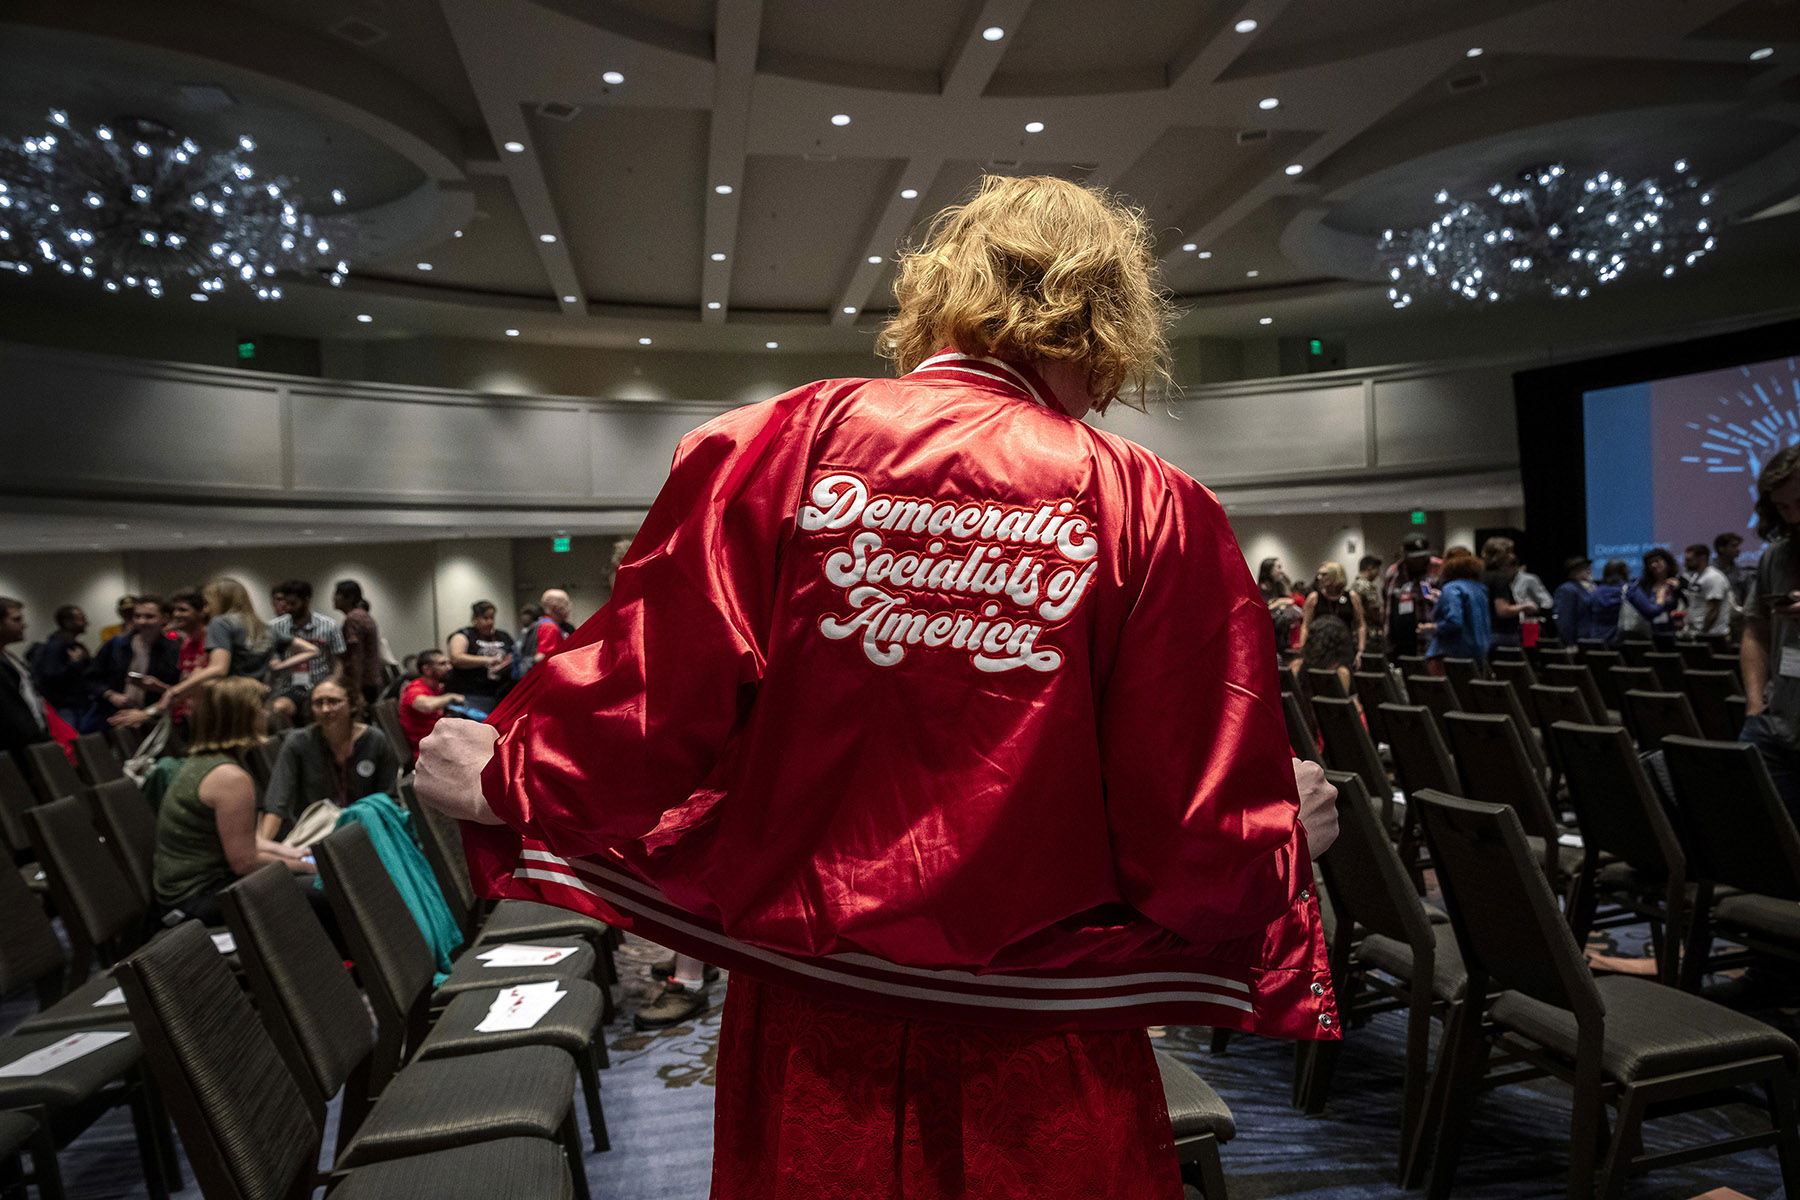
[
  {"xmin": 399, "ymin": 649, "xmax": 464, "ymax": 753},
  {"xmin": 531, "ymin": 589, "xmax": 573, "ymax": 668}
]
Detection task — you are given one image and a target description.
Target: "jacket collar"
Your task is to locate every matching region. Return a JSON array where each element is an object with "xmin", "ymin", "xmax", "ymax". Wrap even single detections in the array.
[{"xmin": 906, "ymin": 349, "xmax": 1054, "ymax": 409}]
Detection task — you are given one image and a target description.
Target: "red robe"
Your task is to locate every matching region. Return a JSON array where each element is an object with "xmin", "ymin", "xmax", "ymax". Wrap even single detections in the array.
[{"xmin": 466, "ymin": 352, "xmax": 1336, "ymax": 1194}]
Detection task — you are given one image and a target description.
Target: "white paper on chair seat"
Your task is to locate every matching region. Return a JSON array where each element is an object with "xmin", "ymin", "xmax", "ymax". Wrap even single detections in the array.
[
  {"xmin": 93, "ymin": 986, "xmax": 124, "ymax": 1007},
  {"xmin": 475, "ymin": 943, "xmax": 578, "ymax": 967},
  {"xmin": 211, "ymin": 932, "xmax": 236, "ymax": 955},
  {"xmin": 0, "ymin": 1031, "xmax": 131, "ymax": 1077},
  {"xmin": 1558, "ymin": 833, "xmax": 1584, "ymax": 848},
  {"xmin": 474, "ymin": 981, "xmax": 568, "ymax": 1032}
]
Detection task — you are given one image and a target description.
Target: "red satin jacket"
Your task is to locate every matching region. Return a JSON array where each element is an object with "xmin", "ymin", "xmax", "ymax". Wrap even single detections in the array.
[{"xmin": 465, "ymin": 352, "xmax": 1338, "ymax": 1040}]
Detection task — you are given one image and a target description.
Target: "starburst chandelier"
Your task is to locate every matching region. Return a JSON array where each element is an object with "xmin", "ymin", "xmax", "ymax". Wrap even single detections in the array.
[
  {"xmin": 1378, "ymin": 161, "xmax": 1717, "ymax": 308},
  {"xmin": 0, "ymin": 110, "xmax": 353, "ymax": 302}
]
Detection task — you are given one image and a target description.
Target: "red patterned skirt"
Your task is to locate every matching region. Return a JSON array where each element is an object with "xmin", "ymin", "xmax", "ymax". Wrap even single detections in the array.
[{"xmin": 710, "ymin": 973, "xmax": 1184, "ymax": 1200}]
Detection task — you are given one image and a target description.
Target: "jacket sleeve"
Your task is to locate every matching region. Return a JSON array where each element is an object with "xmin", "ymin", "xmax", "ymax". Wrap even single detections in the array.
[
  {"xmin": 477, "ymin": 390, "xmax": 818, "ymax": 861},
  {"xmin": 1433, "ymin": 587, "xmax": 1464, "ymax": 637},
  {"xmin": 1098, "ymin": 474, "xmax": 1309, "ymax": 947}
]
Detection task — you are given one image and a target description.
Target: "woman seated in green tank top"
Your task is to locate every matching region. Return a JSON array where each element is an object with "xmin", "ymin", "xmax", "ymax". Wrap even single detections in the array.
[{"xmin": 154, "ymin": 674, "xmax": 317, "ymax": 924}]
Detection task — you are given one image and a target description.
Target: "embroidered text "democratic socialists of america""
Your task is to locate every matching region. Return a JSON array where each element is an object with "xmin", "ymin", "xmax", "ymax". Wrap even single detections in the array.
[{"xmin": 797, "ymin": 471, "xmax": 1099, "ymax": 673}]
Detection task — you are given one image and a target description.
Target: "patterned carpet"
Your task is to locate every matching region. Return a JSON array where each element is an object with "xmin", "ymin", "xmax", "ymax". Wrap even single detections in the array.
[{"xmin": 4, "ymin": 929, "xmax": 1789, "ymax": 1199}]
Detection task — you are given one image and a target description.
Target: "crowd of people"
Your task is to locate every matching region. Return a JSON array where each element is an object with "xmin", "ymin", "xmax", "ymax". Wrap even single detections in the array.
[{"xmin": 1264, "ymin": 528, "xmax": 1756, "ymax": 686}]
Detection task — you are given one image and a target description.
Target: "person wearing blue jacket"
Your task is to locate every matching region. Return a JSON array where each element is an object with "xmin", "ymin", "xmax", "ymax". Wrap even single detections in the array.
[
  {"xmin": 1552, "ymin": 556, "xmax": 1596, "ymax": 645},
  {"xmin": 1425, "ymin": 549, "xmax": 1492, "ymax": 663},
  {"xmin": 1624, "ymin": 547, "xmax": 1681, "ymax": 648}
]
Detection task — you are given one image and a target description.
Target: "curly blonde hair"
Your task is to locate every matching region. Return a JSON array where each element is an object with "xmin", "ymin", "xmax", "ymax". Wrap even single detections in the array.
[{"xmin": 878, "ymin": 175, "xmax": 1174, "ymax": 412}]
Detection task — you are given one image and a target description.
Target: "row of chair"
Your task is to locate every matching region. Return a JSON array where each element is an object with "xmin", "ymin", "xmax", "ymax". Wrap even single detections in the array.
[{"xmin": 1314, "ymin": 772, "xmax": 1800, "ymax": 1199}]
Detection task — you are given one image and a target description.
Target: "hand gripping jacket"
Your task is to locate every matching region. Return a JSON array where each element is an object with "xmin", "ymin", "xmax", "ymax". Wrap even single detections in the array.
[{"xmin": 465, "ymin": 353, "xmax": 1339, "ymax": 1040}]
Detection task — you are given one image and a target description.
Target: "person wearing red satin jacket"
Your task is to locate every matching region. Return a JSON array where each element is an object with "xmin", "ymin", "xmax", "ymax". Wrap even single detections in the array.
[{"xmin": 418, "ymin": 174, "xmax": 1339, "ymax": 1200}]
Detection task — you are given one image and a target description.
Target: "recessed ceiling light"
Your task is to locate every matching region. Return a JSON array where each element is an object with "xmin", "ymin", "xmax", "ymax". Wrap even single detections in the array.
[
  {"xmin": 1197, "ymin": 250, "xmax": 1213, "ymax": 259},
  {"xmin": 710, "ymin": 252, "xmax": 727, "ymax": 261},
  {"xmin": 831, "ymin": 114, "xmax": 852, "ymax": 127},
  {"xmin": 1750, "ymin": 46, "xmax": 1774, "ymax": 60},
  {"xmin": 1284, "ymin": 163, "xmax": 1304, "ymax": 176},
  {"xmin": 1246, "ymin": 269, "xmax": 1260, "ymax": 277},
  {"xmin": 562, "ymin": 295, "xmax": 577, "ymax": 303},
  {"xmin": 1181, "ymin": 242, "xmax": 1197, "ymax": 252},
  {"xmin": 355, "ymin": 313, "xmax": 372, "ymax": 323},
  {"xmin": 503, "ymin": 140, "xmax": 525, "ymax": 153},
  {"xmin": 504, "ymin": 328, "xmax": 519, "ymax": 336},
  {"xmin": 1258, "ymin": 97, "xmax": 1279, "ymax": 110},
  {"xmin": 842, "ymin": 306, "xmax": 858, "ymax": 315},
  {"xmin": 1234, "ymin": 18, "xmax": 1258, "ymax": 33},
  {"xmin": 1466, "ymin": 47, "xmax": 1483, "ymax": 58},
  {"xmin": 1024, "ymin": 121, "xmax": 1045, "ymax": 133},
  {"xmin": 900, "ymin": 188, "xmax": 918, "ymax": 199},
  {"xmin": 766, "ymin": 341, "xmax": 779, "ymax": 349},
  {"xmin": 602, "ymin": 70, "xmax": 625, "ymax": 84},
  {"xmin": 416, "ymin": 262, "xmax": 432, "ymax": 270},
  {"xmin": 982, "ymin": 26, "xmax": 1005, "ymax": 41},
  {"xmin": 190, "ymin": 292, "xmax": 208, "ymax": 301},
  {"xmin": 715, "ymin": 184, "xmax": 734, "ymax": 195},
  {"xmin": 538, "ymin": 233, "xmax": 557, "ymax": 243},
  {"xmin": 867, "ymin": 255, "xmax": 883, "ymax": 264},
  {"xmin": 452, "ymin": 229, "xmax": 464, "ymax": 238},
  {"xmin": 707, "ymin": 301, "xmax": 722, "ymax": 309},
  {"xmin": 638, "ymin": 336, "xmax": 652, "ymax": 345},
  {"xmin": 1258, "ymin": 317, "xmax": 1273, "ymax": 325}
]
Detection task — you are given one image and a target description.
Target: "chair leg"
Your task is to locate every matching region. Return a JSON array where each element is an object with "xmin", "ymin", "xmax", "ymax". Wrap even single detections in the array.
[
  {"xmin": 1395, "ymin": 990, "xmax": 1433, "ymax": 1184},
  {"xmin": 1184, "ymin": 1135, "xmax": 1228, "ymax": 1200},
  {"xmin": 1765, "ymin": 1071, "xmax": 1800, "ymax": 1200},
  {"xmin": 1566, "ymin": 1061, "xmax": 1609, "ymax": 1200},
  {"xmin": 24, "ymin": 1118, "xmax": 64, "ymax": 1200},
  {"xmin": 578, "ymin": 1045, "xmax": 609, "ymax": 1153},
  {"xmin": 1208, "ymin": 1027, "xmax": 1232, "ymax": 1055},
  {"xmin": 1594, "ymin": 1085, "xmax": 1645, "ymax": 1200},
  {"xmin": 125, "ymin": 1084, "xmax": 171, "ymax": 1200},
  {"xmin": 142, "ymin": 1076, "xmax": 183, "ymax": 1192},
  {"xmin": 559, "ymin": 1113, "xmax": 592, "ymax": 1200},
  {"xmin": 1301, "ymin": 1040, "xmax": 1340, "ymax": 1115},
  {"xmin": 1423, "ymin": 1001, "xmax": 1489, "ymax": 1200}
]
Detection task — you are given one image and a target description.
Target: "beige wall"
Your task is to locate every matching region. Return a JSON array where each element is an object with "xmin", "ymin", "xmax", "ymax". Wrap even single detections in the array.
[
  {"xmin": 1228, "ymin": 507, "xmax": 1528, "ymax": 586},
  {"xmin": 0, "ymin": 553, "xmax": 133, "ymax": 647}
]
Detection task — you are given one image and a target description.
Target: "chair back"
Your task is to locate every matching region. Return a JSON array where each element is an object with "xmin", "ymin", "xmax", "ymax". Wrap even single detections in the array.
[
  {"xmin": 1315, "ymin": 773, "xmax": 1437, "ymax": 962},
  {"xmin": 220, "ymin": 865, "xmax": 375, "ymax": 1116},
  {"xmin": 1404, "ymin": 674, "xmax": 1459, "ymax": 732},
  {"xmin": 373, "ymin": 698, "xmax": 412, "ymax": 768},
  {"xmin": 1680, "ymin": 670, "xmax": 1743, "ymax": 741},
  {"xmin": 1312, "ymin": 698, "xmax": 1391, "ymax": 830},
  {"xmin": 73, "ymin": 732, "xmax": 125, "ymax": 785},
  {"xmin": 313, "ymin": 822, "xmax": 439, "ymax": 1085},
  {"xmin": 106, "ymin": 721, "xmax": 146, "ymax": 761},
  {"xmin": 1661, "ymin": 737, "xmax": 1800, "ymax": 900},
  {"xmin": 24, "ymin": 742, "xmax": 86, "ymax": 807},
  {"xmin": 1282, "ymin": 692, "xmax": 1319, "ymax": 763},
  {"xmin": 1441, "ymin": 713, "xmax": 1561, "ymax": 843},
  {"xmin": 24, "ymin": 794, "xmax": 146, "ymax": 958},
  {"xmin": 1441, "ymin": 657, "xmax": 1480, "ymax": 707},
  {"xmin": 1381, "ymin": 703, "xmax": 1459, "ymax": 799},
  {"xmin": 397, "ymin": 781, "xmax": 477, "ymax": 938},
  {"xmin": 1620, "ymin": 690, "xmax": 1701, "ymax": 748},
  {"xmin": 1642, "ymin": 651, "xmax": 1684, "ymax": 691},
  {"xmin": 1585, "ymin": 651, "xmax": 1627, "ymax": 711},
  {"xmin": 0, "ymin": 845, "xmax": 69, "ymax": 1001},
  {"xmin": 1676, "ymin": 641, "xmax": 1715, "ymax": 669},
  {"xmin": 1352, "ymin": 671, "xmax": 1401, "ymax": 744},
  {"xmin": 1609, "ymin": 664, "xmax": 1658, "ymax": 698},
  {"xmin": 1618, "ymin": 639, "xmax": 1654, "ymax": 666},
  {"xmin": 0, "ymin": 751, "xmax": 37, "ymax": 854},
  {"xmin": 114, "ymin": 921, "xmax": 321, "ymax": 1200},
  {"xmin": 1463, "ymin": 680, "xmax": 1547, "ymax": 773},
  {"xmin": 1305, "ymin": 668, "xmax": 1350, "ymax": 701},
  {"xmin": 90, "ymin": 777, "xmax": 158, "ymax": 909},
  {"xmin": 1551, "ymin": 723, "xmax": 1684, "ymax": 883},
  {"xmin": 1526, "ymin": 683, "xmax": 1594, "ymax": 777},
  {"xmin": 1395, "ymin": 654, "xmax": 1429, "ymax": 676},
  {"xmin": 1489, "ymin": 657, "xmax": 1537, "ymax": 699},
  {"xmin": 1543, "ymin": 663, "xmax": 1609, "ymax": 724},
  {"xmin": 1415, "ymin": 791, "xmax": 1603, "ymax": 1024}
]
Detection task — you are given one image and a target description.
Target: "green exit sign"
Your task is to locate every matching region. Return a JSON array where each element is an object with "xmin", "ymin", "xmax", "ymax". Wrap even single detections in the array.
[
  {"xmin": 551, "ymin": 535, "xmax": 571, "ymax": 553},
  {"xmin": 237, "ymin": 341, "xmax": 256, "ymax": 360},
  {"xmin": 1308, "ymin": 338, "xmax": 1324, "ymax": 356},
  {"xmin": 1410, "ymin": 510, "xmax": 1427, "ymax": 526}
]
